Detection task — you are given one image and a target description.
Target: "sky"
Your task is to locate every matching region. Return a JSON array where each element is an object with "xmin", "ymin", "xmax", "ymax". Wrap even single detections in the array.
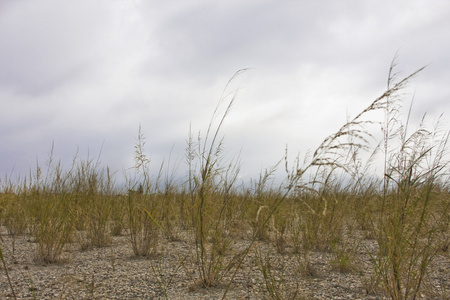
[{"xmin": 1, "ymin": 0, "xmax": 450, "ymax": 187}]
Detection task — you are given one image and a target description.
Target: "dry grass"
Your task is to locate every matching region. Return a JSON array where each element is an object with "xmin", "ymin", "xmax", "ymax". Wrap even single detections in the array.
[{"xmin": 1, "ymin": 63, "xmax": 449, "ymax": 299}]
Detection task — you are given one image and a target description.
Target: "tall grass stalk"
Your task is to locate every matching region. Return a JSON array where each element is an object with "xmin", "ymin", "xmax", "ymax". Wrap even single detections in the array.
[
  {"xmin": 375, "ymin": 81, "xmax": 449, "ymax": 299},
  {"xmin": 186, "ymin": 69, "xmax": 246, "ymax": 287},
  {"xmin": 369, "ymin": 56, "xmax": 450, "ymax": 299},
  {"xmin": 125, "ymin": 125, "xmax": 159, "ymax": 256}
]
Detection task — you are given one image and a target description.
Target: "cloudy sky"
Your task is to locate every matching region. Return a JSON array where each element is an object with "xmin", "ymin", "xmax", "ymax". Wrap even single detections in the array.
[{"xmin": 1, "ymin": 0, "xmax": 449, "ymax": 186}]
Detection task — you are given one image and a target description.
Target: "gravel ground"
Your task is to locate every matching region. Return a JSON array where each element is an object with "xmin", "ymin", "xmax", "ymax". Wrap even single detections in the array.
[{"xmin": 1, "ymin": 227, "xmax": 449, "ymax": 299}]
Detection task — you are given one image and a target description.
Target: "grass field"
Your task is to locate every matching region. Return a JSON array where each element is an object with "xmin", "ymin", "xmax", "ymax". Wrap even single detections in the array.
[{"xmin": 1, "ymin": 63, "xmax": 449, "ymax": 299}]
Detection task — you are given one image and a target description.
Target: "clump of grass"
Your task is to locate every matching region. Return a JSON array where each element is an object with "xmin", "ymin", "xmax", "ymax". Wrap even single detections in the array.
[
  {"xmin": 330, "ymin": 241, "xmax": 359, "ymax": 273},
  {"xmin": 186, "ymin": 70, "xmax": 245, "ymax": 287},
  {"xmin": 72, "ymin": 159, "xmax": 115, "ymax": 249},
  {"xmin": 126, "ymin": 189, "xmax": 159, "ymax": 257},
  {"xmin": 25, "ymin": 156, "xmax": 75, "ymax": 264},
  {"xmin": 125, "ymin": 125, "xmax": 160, "ymax": 257},
  {"xmin": 351, "ymin": 184, "xmax": 379, "ymax": 238},
  {"xmin": 372, "ymin": 56, "xmax": 449, "ymax": 299},
  {"xmin": 292, "ymin": 182, "xmax": 347, "ymax": 253},
  {"xmin": 3, "ymin": 193, "xmax": 28, "ymax": 237},
  {"xmin": 154, "ymin": 153, "xmax": 185, "ymax": 242},
  {"xmin": 271, "ymin": 206, "xmax": 290, "ymax": 254},
  {"xmin": 248, "ymin": 165, "xmax": 281, "ymax": 242},
  {"xmin": 31, "ymin": 192, "xmax": 74, "ymax": 264},
  {"xmin": 375, "ymin": 115, "xmax": 449, "ymax": 297},
  {"xmin": 1, "ymin": 189, "xmax": 30, "ymax": 257}
]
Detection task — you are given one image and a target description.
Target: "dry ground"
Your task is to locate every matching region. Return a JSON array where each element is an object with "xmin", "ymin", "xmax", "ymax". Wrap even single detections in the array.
[{"xmin": 1, "ymin": 226, "xmax": 449, "ymax": 300}]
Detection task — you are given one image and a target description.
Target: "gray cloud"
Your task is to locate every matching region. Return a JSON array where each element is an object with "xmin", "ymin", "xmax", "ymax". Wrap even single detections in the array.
[{"xmin": 1, "ymin": 0, "xmax": 450, "ymax": 185}]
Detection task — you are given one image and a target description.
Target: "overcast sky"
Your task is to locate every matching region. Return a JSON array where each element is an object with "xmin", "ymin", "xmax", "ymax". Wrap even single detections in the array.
[{"xmin": 1, "ymin": 0, "xmax": 449, "ymax": 186}]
